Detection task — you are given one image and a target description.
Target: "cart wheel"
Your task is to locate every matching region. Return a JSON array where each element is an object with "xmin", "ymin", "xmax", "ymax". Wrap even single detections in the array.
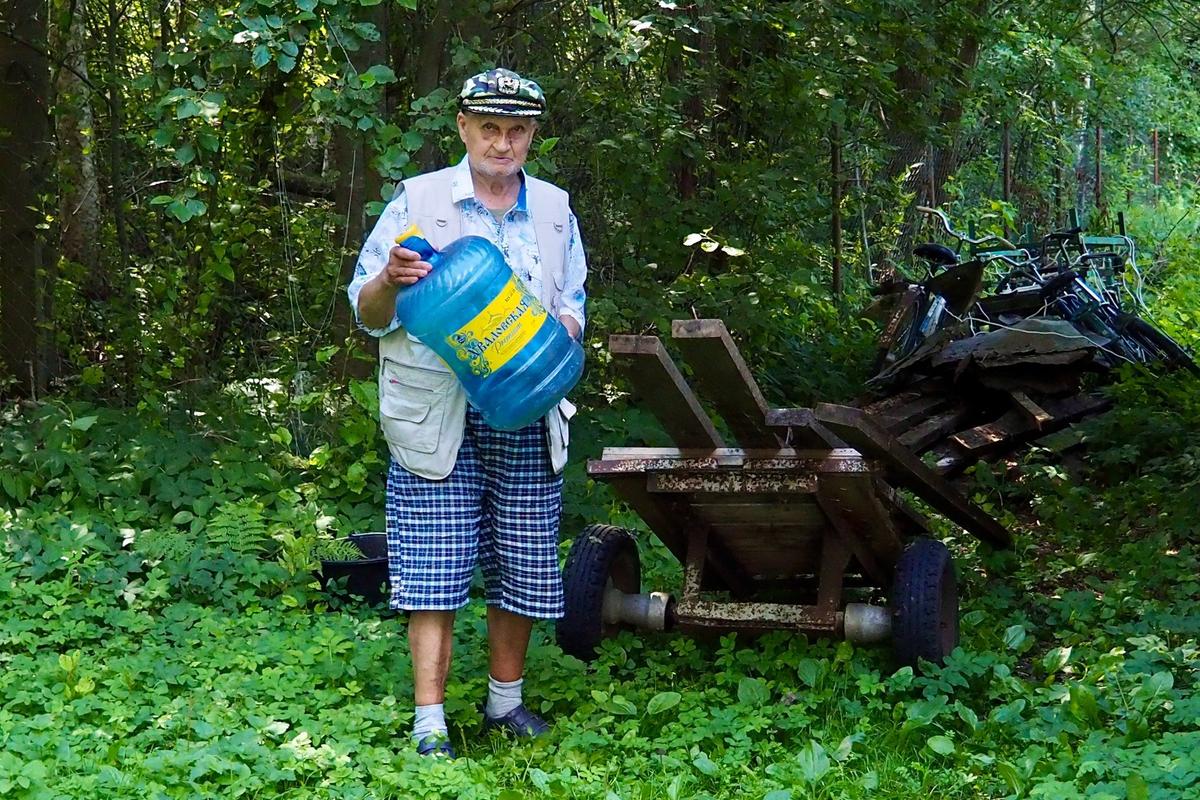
[
  {"xmin": 556, "ymin": 525, "xmax": 640, "ymax": 661},
  {"xmin": 891, "ymin": 538, "xmax": 958, "ymax": 668}
]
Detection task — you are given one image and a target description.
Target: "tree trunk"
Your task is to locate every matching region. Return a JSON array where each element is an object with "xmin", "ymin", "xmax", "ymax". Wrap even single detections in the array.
[
  {"xmin": 881, "ymin": 1, "xmax": 989, "ymax": 204},
  {"xmin": 0, "ymin": 0, "xmax": 56, "ymax": 396},
  {"xmin": 52, "ymin": 0, "xmax": 101, "ymax": 276},
  {"xmin": 667, "ymin": 1, "xmax": 708, "ymax": 203},
  {"xmin": 831, "ymin": 121, "xmax": 843, "ymax": 299},
  {"xmin": 413, "ymin": 0, "xmax": 454, "ymax": 172},
  {"xmin": 329, "ymin": 127, "xmax": 378, "ymax": 381},
  {"xmin": 330, "ymin": 3, "xmax": 389, "ymax": 382}
]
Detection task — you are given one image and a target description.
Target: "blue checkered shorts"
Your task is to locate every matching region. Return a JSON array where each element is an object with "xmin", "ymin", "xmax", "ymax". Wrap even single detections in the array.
[{"xmin": 385, "ymin": 407, "xmax": 565, "ymax": 618}]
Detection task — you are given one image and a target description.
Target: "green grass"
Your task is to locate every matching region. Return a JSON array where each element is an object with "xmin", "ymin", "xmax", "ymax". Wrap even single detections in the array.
[{"xmin": 1, "ymin": 374, "xmax": 1198, "ymax": 799}]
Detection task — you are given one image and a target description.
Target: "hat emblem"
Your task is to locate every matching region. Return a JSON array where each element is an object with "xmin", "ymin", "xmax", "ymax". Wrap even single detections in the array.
[{"xmin": 496, "ymin": 75, "xmax": 520, "ymax": 95}]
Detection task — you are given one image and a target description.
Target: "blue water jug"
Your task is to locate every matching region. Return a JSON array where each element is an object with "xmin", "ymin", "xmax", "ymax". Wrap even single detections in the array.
[{"xmin": 393, "ymin": 224, "xmax": 584, "ymax": 431}]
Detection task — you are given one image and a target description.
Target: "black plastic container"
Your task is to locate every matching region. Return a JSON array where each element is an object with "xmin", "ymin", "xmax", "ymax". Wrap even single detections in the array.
[{"xmin": 317, "ymin": 532, "xmax": 389, "ymax": 605}]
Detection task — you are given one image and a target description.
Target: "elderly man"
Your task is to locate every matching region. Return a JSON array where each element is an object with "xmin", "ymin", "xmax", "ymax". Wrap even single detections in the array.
[{"xmin": 347, "ymin": 68, "xmax": 586, "ymax": 758}]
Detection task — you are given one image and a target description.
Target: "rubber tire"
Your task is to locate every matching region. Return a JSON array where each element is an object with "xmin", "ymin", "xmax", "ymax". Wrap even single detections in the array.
[
  {"xmin": 556, "ymin": 525, "xmax": 640, "ymax": 661},
  {"xmin": 872, "ymin": 295, "xmax": 922, "ymax": 374},
  {"xmin": 1119, "ymin": 314, "xmax": 1200, "ymax": 374},
  {"xmin": 892, "ymin": 538, "xmax": 959, "ymax": 668}
]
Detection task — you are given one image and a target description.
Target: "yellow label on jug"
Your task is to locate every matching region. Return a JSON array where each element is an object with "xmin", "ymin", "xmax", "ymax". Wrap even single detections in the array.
[{"xmin": 447, "ymin": 277, "xmax": 546, "ymax": 377}]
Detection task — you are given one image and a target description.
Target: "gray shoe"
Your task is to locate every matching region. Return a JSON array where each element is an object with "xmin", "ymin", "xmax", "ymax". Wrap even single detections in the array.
[
  {"xmin": 482, "ymin": 704, "xmax": 550, "ymax": 738},
  {"xmin": 415, "ymin": 734, "xmax": 455, "ymax": 758}
]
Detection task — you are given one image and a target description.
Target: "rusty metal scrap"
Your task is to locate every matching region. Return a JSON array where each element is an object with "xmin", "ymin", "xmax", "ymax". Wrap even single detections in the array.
[
  {"xmin": 589, "ymin": 448, "xmax": 873, "ymax": 478},
  {"xmin": 647, "ymin": 471, "xmax": 820, "ymax": 494},
  {"xmin": 672, "ymin": 599, "xmax": 840, "ymax": 634},
  {"xmin": 930, "ymin": 318, "xmax": 1105, "ymax": 369}
]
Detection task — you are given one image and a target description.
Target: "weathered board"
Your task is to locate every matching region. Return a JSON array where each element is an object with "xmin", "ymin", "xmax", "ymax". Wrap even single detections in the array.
[
  {"xmin": 813, "ymin": 403, "xmax": 1013, "ymax": 548},
  {"xmin": 670, "ymin": 319, "xmax": 779, "ymax": 447},
  {"xmin": 610, "ymin": 335, "xmax": 725, "ymax": 449}
]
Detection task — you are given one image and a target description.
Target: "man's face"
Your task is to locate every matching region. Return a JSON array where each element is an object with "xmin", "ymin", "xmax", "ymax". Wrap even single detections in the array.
[{"xmin": 457, "ymin": 112, "xmax": 536, "ymax": 180}]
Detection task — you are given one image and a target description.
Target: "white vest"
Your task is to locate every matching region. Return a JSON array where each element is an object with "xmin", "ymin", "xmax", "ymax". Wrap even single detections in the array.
[{"xmin": 377, "ymin": 167, "xmax": 575, "ymax": 480}]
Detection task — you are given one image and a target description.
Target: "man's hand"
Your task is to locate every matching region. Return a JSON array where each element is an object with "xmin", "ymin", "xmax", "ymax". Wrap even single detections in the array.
[
  {"xmin": 559, "ymin": 315, "xmax": 581, "ymax": 341},
  {"xmin": 357, "ymin": 246, "xmax": 431, "ymax": 329},
  {"xmin": 380, "ymin": 245, "xmax": 432, "ymax": 287}
]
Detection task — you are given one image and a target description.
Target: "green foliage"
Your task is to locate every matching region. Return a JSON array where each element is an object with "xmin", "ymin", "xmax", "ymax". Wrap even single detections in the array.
[
  {"xmin": 7, "ymin": 0, "xmax": 1200, "ymax": 797},
  {"xmin": 4, "ymin": 294, "xmax": 1200, "ymax": 797},
  {"xmin": 312, "ymin": 536, "xmax": 365, "ymax": 561},
  {"xmin": 0, "ymin": 394, "xmax": 382, "ymax": 605}
]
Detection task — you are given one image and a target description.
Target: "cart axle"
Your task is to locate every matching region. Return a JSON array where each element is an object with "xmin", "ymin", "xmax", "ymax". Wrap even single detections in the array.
[
  {"xmin": 841, "ymin": 602, "xmax": 893, "ymax": 643},
  {"xmin": 601, "ymin": 587, "xmax": 672, "ymax": 631}
]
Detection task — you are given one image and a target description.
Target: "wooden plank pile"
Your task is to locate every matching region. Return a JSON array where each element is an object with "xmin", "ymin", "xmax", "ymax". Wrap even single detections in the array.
[{"xmin": 859, "ymin": 318, "xmax": 1113, "ymax": 475}]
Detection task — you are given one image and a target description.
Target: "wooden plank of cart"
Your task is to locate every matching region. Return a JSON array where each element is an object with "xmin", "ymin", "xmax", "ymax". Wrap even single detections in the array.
[{"xmin": 555, "ymin": 319, "xmax": 1012, "ymax": 668}]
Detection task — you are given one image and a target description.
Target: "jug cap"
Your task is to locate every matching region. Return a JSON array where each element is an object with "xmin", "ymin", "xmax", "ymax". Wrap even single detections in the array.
[
  {"xmin": 395, "ymin": 223, "xmax": 426, "ymax": 245},
  {"xmin": 395, "ymin": 224, "xmax": 437, "ymax": 261}
]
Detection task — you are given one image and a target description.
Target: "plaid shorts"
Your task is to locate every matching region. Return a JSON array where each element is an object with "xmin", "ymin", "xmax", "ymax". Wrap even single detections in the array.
[{"xmin": 385, "ymin": 407, "xmax": 565, "ymax": 618}]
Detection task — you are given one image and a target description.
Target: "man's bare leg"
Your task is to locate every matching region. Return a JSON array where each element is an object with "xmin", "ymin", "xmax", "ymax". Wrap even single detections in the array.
[
  {"xmin": 487, "ymin": 606, "xmax": 533, "ymax": 681},
  {"xmin": 410, "ymin": 610, "xmax": 456, "ymax": 702},
  {"xmin": 409, "ymin": 610, "xmax": 455, "ymax": 749},
  {"xmin": 483, "ymin": 606, "xmax": 547, "ymax": 735}
]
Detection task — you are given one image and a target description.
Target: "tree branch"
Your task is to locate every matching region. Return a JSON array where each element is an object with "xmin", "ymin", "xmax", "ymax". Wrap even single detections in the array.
[{"xmin": 0, "ymin": 26, "xmax": 114, "ymax": 110}]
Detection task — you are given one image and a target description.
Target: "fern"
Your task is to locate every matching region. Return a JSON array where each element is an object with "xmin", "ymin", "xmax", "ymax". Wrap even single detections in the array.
[
  {"xmin": 135, "ymin": 528, "xmax": 194, "ymax": 561},
  {"xmin": 205, "ymin": 499, "xmax": 270, "ymax": 554},
  {"xmin": 312, "ymin": 537, "xmax": 365, "ymax": 562}
]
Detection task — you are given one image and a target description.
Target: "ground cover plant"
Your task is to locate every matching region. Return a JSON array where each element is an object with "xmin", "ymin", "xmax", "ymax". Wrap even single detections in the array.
[
  {"xmin": 2, "ymin": 342, "xmax": 1198, "ymax": 799},
  {"xmin": 4, "ymin": 0, "xmax": 1200, "ymax": 796}
]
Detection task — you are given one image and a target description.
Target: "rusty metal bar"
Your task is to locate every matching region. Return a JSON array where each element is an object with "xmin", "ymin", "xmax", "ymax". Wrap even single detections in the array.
[
  {"xmin": 681, "ymin": 526, "xmax": 709, "ymax": 602},
  {"xmin": 673, "ymin": 599, "xmax": 840, "ymax": 633},
  {"xmin": 598, "ymin": 446, "xmax": 860, "ymax": 464},
  {"xmin": 589, "ymin": 456, "xmax": 719, "ymax": 475},
  {"xmin": 648, "ymin": 472, "xmax": 820, "ymax": 494},
  {"xmin": 588, "ymin": 449, "xmax": 872, "ymax": 478}
]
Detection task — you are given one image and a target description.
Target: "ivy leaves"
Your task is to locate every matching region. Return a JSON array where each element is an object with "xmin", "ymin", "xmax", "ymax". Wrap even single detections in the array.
[{"xmin": 143, "ymin": 0, "xmax": 407, "ymax": 225}]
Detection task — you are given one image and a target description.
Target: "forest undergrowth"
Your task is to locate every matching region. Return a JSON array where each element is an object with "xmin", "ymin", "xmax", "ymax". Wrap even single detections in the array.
[
  {"xmin": 5, "ymin": 0, "xmax": 1200, "ymax": 795},
  {"xmin": 1, "ymin": 309, "xmax": 1198, "ymax": 799}
]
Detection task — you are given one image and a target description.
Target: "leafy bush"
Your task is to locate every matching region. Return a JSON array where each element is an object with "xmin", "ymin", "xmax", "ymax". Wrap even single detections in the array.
[{"xmin": 3, "ymin": 337, "xmax": 1199, "ymax": 799}]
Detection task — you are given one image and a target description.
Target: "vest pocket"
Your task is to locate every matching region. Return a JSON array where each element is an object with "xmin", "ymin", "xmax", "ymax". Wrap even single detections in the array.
[
  {"xmin": 380, "ymin": 361, "xmax": 454, "ymax": 455},
  {"xmin": 546, "ymin": 259, "xmax": 565, "ymax": 316}
]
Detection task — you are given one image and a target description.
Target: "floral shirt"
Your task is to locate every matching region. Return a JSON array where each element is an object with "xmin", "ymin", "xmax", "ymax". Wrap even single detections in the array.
[{"xmin": 347, "ymin": 157, "xmax": 587, "ymax": 338}]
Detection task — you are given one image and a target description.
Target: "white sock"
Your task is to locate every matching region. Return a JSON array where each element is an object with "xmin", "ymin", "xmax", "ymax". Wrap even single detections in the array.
[
  {"xmin": 413, "ymin": 703, "xmax": 447, "ymax": 741},
  {"xmin": 485, "ymin": 675, "xmax": 523, "ymax": 718}
]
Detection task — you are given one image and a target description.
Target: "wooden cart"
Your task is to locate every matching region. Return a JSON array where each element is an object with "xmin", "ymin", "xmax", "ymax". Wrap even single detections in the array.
[{"xmin": 555, "ymin": 320, "xmax": 1011, "ymax": 667}]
